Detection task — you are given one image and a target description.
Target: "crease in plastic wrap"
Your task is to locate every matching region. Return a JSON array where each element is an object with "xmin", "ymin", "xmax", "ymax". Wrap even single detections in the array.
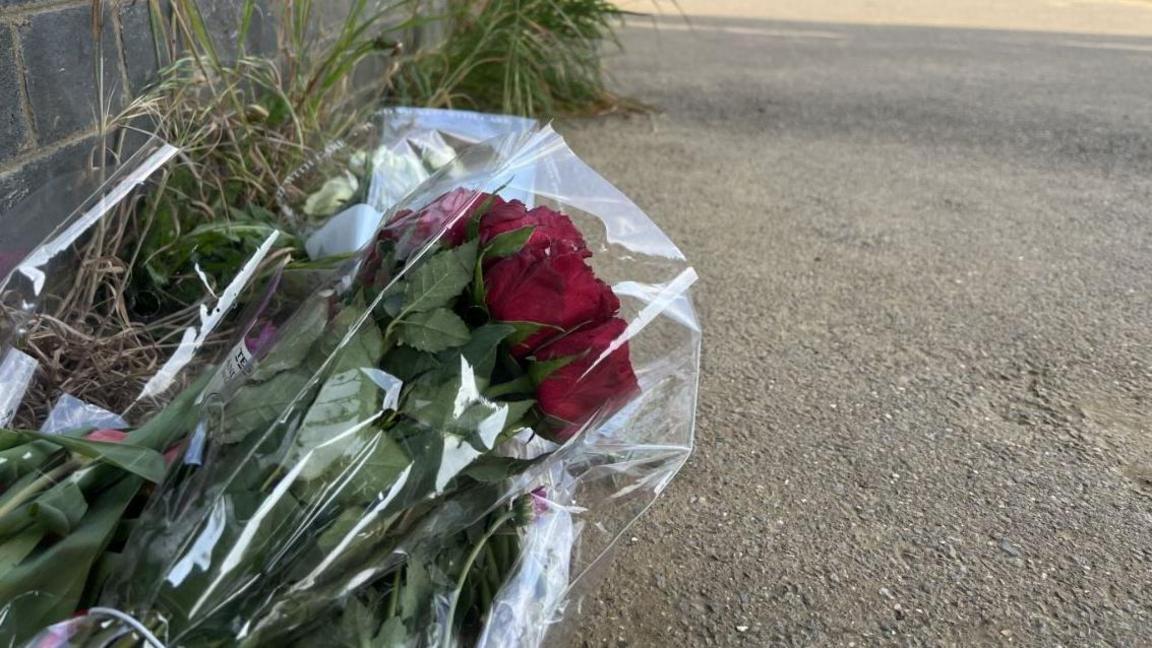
[
  {"xmin": 0, "ymin": 138, "xmax": 287, "ymax": 645},
  {"xmin": 19, "ymin": 124, "xmax": 700, "ymax": 647}
]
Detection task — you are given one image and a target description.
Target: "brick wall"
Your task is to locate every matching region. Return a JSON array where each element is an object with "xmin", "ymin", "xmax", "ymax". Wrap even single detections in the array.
[{"xmin": 0, "ymin": 0, "xmax": 401, "ymax": 218}]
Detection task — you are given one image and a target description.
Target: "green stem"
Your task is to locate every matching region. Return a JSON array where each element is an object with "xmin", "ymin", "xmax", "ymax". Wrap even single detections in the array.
[
  {"xmin": 495, "ymin": 530, "xmax": 513, "ymax": 579},
  {"xmin": 482, "ymin": 535, "xmax": 504, "ymax": 606},
  {"xmin": 475, "ymin": 564, "xmax": 493, "ymax": 616},
  {"xmin": 382, "ymin": 299, "xmax": 417, "ymax": 345},
  {"xmin": 386, "ymin": 567, "xmax": 402, "ymax": 619},
  {"xmin": 439, "ymin": 510, "xmax": 516, "ymax": 648},
  {"xmin": 486, "ymin": 376, "xmax": 533, "ymax": 399}
]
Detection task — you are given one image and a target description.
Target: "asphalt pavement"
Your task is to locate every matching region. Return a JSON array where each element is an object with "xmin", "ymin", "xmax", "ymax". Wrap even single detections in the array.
[{"xmin": 562, "ymin": 10, "xmax": 1152, "ymax": 647}]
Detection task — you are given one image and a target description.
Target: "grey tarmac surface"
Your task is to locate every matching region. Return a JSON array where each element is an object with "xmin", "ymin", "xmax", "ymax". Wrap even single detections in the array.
[{"xmin": 561, "ymin": 13, "xmax": 1152, "ymax": 647}]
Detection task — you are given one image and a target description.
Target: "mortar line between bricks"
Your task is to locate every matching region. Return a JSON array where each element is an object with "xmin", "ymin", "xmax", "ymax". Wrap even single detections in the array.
[
  {"xmin": 0, "ymin": 127, "xmax": 98, "ymax": 179},
  {"xmin": 0, "ymin": 0, "xmax": 89, "ymax": 21},
  {"xmin": 8, "ymin": 23, "xmax": 38, "ymax": 150}
]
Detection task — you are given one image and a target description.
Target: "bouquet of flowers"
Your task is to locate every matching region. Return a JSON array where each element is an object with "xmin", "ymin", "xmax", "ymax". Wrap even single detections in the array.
[
  {"xmin": 0, "ymin": 138, "xmax": 290, "ymax": 644},
  {"xmin": 4, "ymin": 125, "xmax": 699, "ymax": 647}
]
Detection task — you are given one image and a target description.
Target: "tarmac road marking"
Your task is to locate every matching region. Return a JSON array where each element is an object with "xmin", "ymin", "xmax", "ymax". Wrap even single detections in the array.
[
  {"xmin": 624, "ymin": 21, "xmax": 845, "ymax": 40},
  {"xmin": 1057, "ymin": 39, "xmax": 1152, "ymax": 51}
]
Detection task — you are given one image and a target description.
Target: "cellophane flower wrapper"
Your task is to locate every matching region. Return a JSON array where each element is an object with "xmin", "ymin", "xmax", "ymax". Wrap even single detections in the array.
[
  {"xmin": 28, "ymin": 125, "xmax": 699, "ymax": 647},
  {"xmin": 278, "ymin": 108, "xmax": 537, "ymax": 261},
  {"xmin": 0, "ymin": 138, "xmax": 290, "ymax": 646}
]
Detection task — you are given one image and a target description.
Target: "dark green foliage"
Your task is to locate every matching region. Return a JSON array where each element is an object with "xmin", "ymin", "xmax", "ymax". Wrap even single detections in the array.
[{"xmin": 397, "ymin": 0, "xmax": 630, "ymax": 116}]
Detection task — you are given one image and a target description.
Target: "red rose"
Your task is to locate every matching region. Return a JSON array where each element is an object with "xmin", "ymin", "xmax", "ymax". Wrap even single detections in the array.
[
  {"xmin": 532, "ymin": 318, "xmax": 639, "ymax": 441},
  {"xmin": 356, "ymin": 231, "xmax": 395, "ymax": 289},
  {"xmin": 383, "ymin": 188, "xmax": 487, "ymax": 254},
  {"xmin": 480, "ymin": 199, "xmax": 589, "ymax": 257},
  {"xmin": 484, "ymin": 248, "xmax": 620, "ymax": 355}
]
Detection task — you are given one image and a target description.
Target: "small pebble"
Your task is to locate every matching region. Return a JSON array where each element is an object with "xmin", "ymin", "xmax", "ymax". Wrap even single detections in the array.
[{"xmin": 999, "ymin": 538, "xmax": 1022, "ymax": 558}]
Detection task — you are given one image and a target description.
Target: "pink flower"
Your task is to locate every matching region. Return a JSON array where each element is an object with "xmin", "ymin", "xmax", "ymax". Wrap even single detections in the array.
[
  {"xmin": 383, "ymin": 188, "xmax": 488, "ymax": 255},
  {"xmin": 29, "ymin": 617, "xmax": 84, "ymax": 648},
  {"xmin": 530, "ymin": 486, "xmax": 551, "ymax": 515},
  {"xmin": 84, "ymin": 429, "xmax": 127, "ymax": 443},
  {"xmin": 244, "ymin": 321, "xmax": 279, "ymax": 357},
  {"xmin": 85, "ymin": 428, "xmax": 182, "ymax": 467}
]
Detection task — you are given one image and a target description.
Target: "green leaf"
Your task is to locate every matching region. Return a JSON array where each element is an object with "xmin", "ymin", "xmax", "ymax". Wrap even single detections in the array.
[
  {"xmin": 381, "ymin": 346, "xmax": 443, "ymax": 384},
  {"xmin": 0, "ymin": 430, "xmax": 25, "ymax": 452},
  {"xmin": 505, "ymin": 321, "xmax": 552, "ymax": 347},
  {"xmin": 28, "ymin": 480, "xmax": 88, "ymax": 536},
  {"xmin": 336, "ymin": 431, "xmax": 411, "ymax": 506},
  {"xmin": 398, "ymin": 558, "xmax": 434, "ymax": 627},
  {"xmin": 374, "ymin": 617, "xmax": 407, "ymax": 647},
  {"xmin": 318, "ymin": 301, "xmax": 386, "ymax": 374},
  {"xmin": 0, "ymin": 475, "xmax": 141, "ymax": 647},
  {"xmin": 28, "ymin": 503, "xmax": 70, "ymax": 537},
  {"xmin": 337, "ymin": 595, "xmax": 379, "ymax": 647},
  {"xmin": 264, "ymin": 92, "xmax": 292, "ymax": 127},
  {"xmin": 498, "ymin": 400, "xmax": 537, "ymax": 434},
  {"xmin": 484, "ymin": 226, "xmax": 535, "ymax": 258},
  {"xmin": 289, "ymin": 370, "xmax": 389, "ymax": 484},
  {"xmin": 0, "ymin": 528, "xmax": 42, "ymax": 573},
  {"xmin": 316, "ymin": 508, "xmax": 365, "ymax": 555},
  {"xmin": 452, "ymin": 399, "xmax": 530, "ymax": 444},
  {"xmin": 462, "ymin": 456, "xmax": 540, "ymax": 484},
  {"xmin": 249, "ymin": 294, "xmax": 330, "ymax": 382},
  {"xmin": 454, "ymin": 238, "xmax": 480, "ymax": 275},
  {"xmin": 528, "ymin": 354, "xmax": 579, "ymax": 383},
  {"xmin": 472, "ymin": 249, "xmax": 487, "ymax": 308},
  {"xmin": 402, "ymin": 241, "xmax": 477, "ymax": 314},
  {"xmin": 124, "ymin": 370, "xmax": 214, "ymax": 451},
  {"xmin": 402, "ymin": 377, "xmax": 464, "ymax": 430},
  {"xmin": 375, "ymin": 291, "xmax": 406, "ymax": 320},
  {"xmin": 396, "ymin": 309, "xmax": 470, "ymax": 353},
  {"xmin": 7, "ymin": 430, "xmax": 167, "ymax": 483},
  {"xmin": 220, "ymin": 369, "xmax": 312, "ymax": 444},
  {"xmin": 0, "ymin": 427, "xmax": 92, "ymax": 487},
  {"xmin": 452, "ymin": 323, "xmax": 516, "ymax": 380},
  {"xmin": 398, "ymin": 326, "xmax": 517, "ymax": 435}
]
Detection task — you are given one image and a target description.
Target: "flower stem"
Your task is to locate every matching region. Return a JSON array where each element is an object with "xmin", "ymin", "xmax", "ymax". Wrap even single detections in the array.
[
  {"xmin": 486, "ymin": 375, "xmax": 534, "ymax": 399},
  {"xmin": 439, "ymin": 510, "xmax": 516, "ymax": 648},
  {"xmin": 386, "ymin": 567, "xmax": 402, "ymax": 619}
]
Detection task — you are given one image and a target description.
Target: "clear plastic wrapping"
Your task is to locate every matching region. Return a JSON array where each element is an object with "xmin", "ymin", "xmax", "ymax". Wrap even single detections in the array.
[
  {"xmin": 0, "ymin": 138, "xmax": 286, "ymax": 645},
  {"xmin": 278, "ymin": 108, "xmax": 537, "ymax": 261},
  {"xmin": 14, "ymin": 123, "xmax": 699, "ymax": 647}
]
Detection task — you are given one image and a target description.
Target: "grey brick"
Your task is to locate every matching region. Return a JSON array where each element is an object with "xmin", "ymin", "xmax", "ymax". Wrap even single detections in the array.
[
  {"xmin": 193, "ymin": 0, "xmax": 278, "ymax": 60},
  {"xmin": 246, "ymin": 0, "xmax": 279, "ymax": 54},
  {"xmin": 0, "ymin": 135, "xmax": 101, "ymax": 222},
  {"xmin": 120, "ymin": 0, "xmax": 164, "ymax": 95},
  {"xmin": 351, "ymin": 52, "xmax": 392, "ymax": 91},
  {"xmin": 0, "ymin": 28, "xmax": 28, "ymax": 163},
  {"xmin": 19, "ymin": 5, "xmax": 125, "ymax": 145}
]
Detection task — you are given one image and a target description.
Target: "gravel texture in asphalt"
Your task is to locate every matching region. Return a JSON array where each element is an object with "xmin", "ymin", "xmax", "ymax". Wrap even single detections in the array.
[{"xmin": 563, "ymin": 13, "xmax": 1152, "ymax": 647}]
